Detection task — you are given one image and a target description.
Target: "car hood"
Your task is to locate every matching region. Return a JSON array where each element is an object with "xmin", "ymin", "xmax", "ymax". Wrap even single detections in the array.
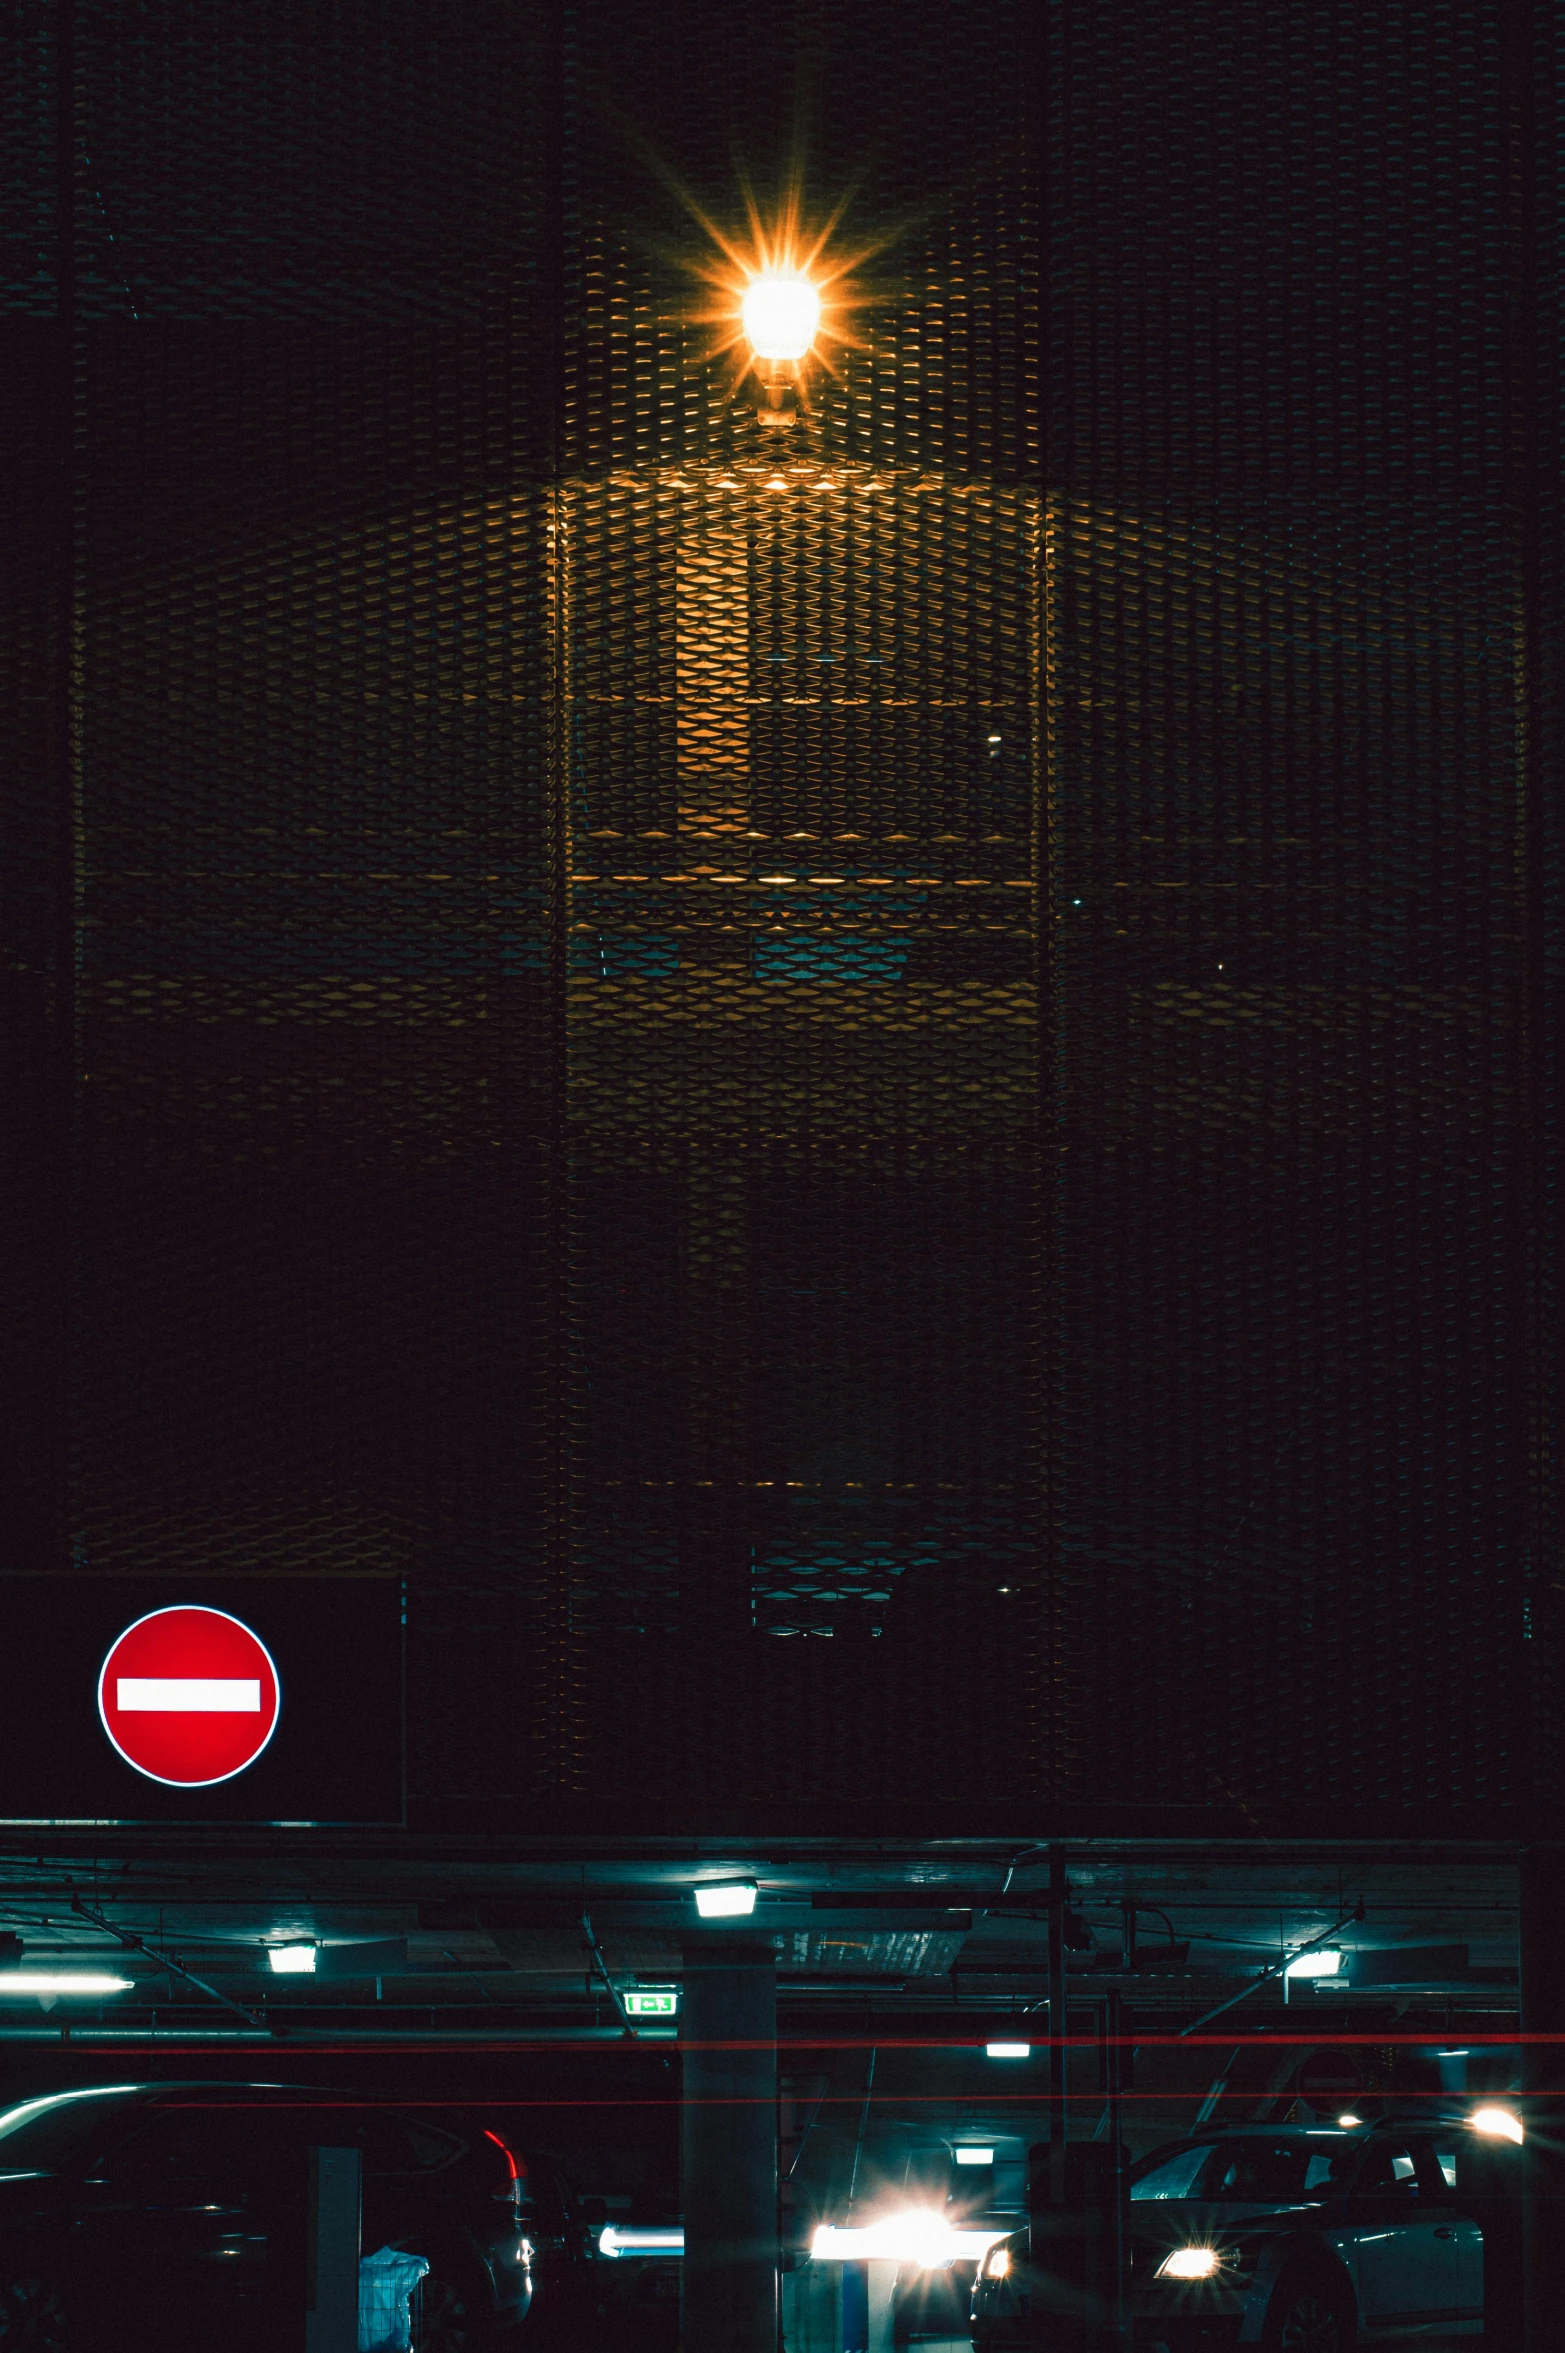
[{"xmin": 1130, "ymin": 2198, "xmax": 1329, "ymax": 2239}]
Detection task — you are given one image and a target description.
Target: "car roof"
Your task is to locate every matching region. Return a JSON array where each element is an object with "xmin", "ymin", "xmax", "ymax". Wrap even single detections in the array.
[
  {"xmin": 1200, "ymin": 2113, "xmax": 1470, "ymax": 2134},
  {"xmin": 1146, "ymin": 2126, "xmax": 1354, "ymax": 2147}
]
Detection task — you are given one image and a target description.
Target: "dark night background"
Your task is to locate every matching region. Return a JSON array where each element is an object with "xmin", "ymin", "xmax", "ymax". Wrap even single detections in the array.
[{"xmin": 0, "ymin": 0, "xmax": 1560, "ymax": 1834}]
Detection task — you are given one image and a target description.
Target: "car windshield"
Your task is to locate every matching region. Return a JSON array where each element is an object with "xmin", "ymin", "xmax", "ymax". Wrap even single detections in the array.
[
  {"xmin": 1132, "ymin": 2136, "xmax": 1354, "ymax": 2205},
  {"xmin": 1130, "ymin": 2144, "xmax": 1215, "ymax": 2201},
  {"xmin": 0, "ymin": 2088, "xmax": 143, "ymax": 2171}
]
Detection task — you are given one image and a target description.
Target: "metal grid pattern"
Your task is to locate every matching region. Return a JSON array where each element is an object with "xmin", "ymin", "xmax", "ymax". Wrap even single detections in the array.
[
  {"xmin": 562, "ymin": 461, "xmax": 1041, "ymax": 1799},
  {"xmin": 1044, "ymin": 0, "xmax": 1537, "ymax": 1813},
  {"xmin": 0, "ymin": 0, "xmax": 1555, "ymax": 1822}
]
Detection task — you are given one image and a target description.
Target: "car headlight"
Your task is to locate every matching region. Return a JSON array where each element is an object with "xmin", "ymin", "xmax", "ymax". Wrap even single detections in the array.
[
  {"xmin": 982, "ymin": 2245, "xmax": 1010, "ymax": 2281},
  {"xmin": 1156, "ymin": 2248, "xmax": 1227, "ymax": 2281}
]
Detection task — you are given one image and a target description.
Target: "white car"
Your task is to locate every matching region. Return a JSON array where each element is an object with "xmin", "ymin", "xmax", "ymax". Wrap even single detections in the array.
[{"xmin": 970, "ymin": 2117, "xmax": 1515, "ymax": 2351}]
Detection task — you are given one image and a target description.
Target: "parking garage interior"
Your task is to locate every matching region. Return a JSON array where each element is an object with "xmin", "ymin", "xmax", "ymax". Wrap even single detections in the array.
[{"xmin": 0, "ymin": 1837, "xmax": 1547, "ymax": 2347}]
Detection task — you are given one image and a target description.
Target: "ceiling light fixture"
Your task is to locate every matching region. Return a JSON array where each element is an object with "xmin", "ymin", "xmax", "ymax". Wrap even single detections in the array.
[
  {"xmin": 0, "ymin": 1976, "xmax": 132, "ymax": 1995},
  {"xmin": 694, "ymin": 1880, "xmax": 757, "ymax": 1920},
  {"xmin": 267, "ymin": 1943, "xmax": 318, "ymax": 1975},
  {"xmin": 1283, "ymin": 1949, "xmax": 1342, "ymax": 1979},
  {"xmin": 0, "ymin": 1972, "xmax": 133, "ymax": 1996},
  {"xmin": 741, "ymin": 271, "xmax": 821, "ymax": 362}
]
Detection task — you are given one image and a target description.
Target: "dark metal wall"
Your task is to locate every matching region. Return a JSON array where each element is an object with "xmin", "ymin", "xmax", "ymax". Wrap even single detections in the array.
[{"xmin": 0, "ymin": 0, "xmax": 1556, "ymax": 1828}]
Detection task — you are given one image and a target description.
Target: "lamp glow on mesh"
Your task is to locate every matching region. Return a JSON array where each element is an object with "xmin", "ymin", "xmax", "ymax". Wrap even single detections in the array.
[{"xmin": 741, "ymin": 272, "xmax": 820, "ymax": 360}]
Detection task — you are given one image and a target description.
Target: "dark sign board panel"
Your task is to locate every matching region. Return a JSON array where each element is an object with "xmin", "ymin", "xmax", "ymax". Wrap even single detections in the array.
[{"xmin": 0, "ymin": 1580, "xmax": 402, "ymax": 1823}]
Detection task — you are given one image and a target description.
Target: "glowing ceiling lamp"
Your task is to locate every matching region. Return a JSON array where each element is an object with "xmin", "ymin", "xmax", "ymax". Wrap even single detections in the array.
[
  {"xmin": 742, "ymin": 271, "xmax": 821, "ymax": 362},
  {"xmin": 694, "ymin": 1880, "xmax": 757, "ymax": 1919},
  {"xmin": 267, "ymin": 1943, "xmax": 318, "ymax": 1975},
  {"xmin": 1283, "ymin": 1949, "xmax": 1342, "ymax": 1979}
]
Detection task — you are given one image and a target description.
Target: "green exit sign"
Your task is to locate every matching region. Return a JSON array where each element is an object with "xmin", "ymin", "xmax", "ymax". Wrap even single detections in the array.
[{"xmin": 624, "ymin": 1989, "xmax": 679, "ymax": 2018}]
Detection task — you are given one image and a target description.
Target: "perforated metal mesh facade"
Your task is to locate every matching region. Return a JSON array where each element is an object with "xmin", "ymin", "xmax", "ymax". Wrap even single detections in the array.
[{"xmin": 0, "ymin": 0, "xmax": 1558, "ymax": 1825}]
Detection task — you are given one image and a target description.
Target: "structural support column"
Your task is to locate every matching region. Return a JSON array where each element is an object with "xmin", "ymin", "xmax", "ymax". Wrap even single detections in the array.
[
  {"xmin": 1046, "ymin": 1847, "xmax": 1068, "ymax": 2202},
  {"xmin": 304, "ymin": 2145, "xmax": 361, "ymax": 2353},
  {"xmin": 680, "ymin": 1938, "xmax": 778, "ymax": 2353},
  {"xmin": 1521, "ymin": 1848, "xmax": 1565, "ymax": 2353}
]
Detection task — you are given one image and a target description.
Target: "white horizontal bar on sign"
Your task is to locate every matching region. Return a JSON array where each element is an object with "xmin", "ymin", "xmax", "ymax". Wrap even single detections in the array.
[{"xmin": 116, "ymin": 1679, "xmax": 261, "ymax": 1713}]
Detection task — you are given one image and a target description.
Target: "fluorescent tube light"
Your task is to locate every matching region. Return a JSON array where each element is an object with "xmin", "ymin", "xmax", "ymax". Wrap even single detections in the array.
[{"xmin": 0, "ymin": 1973, "xmax": 132, "ymax": 1995}]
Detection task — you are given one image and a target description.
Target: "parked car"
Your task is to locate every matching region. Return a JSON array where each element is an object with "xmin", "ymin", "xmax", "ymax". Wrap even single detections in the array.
[
  {"xmin": 0, "ymin": 2079, "xmax": 591, "ymax": 2351},
  {"xmin": 971, "ymin": 2115, "xmax": 1518, "ymax": 2350}
]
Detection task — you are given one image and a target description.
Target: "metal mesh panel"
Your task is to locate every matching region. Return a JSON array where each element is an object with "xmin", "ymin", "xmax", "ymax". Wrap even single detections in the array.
[
  {"xmin": 563, "ymin": 465, "xmax": 1041, "ymax": 1800},
  {"xmin": 1045, "ymin": 1, "xmax": 1532, "ymax": 1812},
  {"xmin": 1, "ymin": 0, "xmax": 1557, "ymax": 1822},
  {"xmin": 1532, "ymin": 0, "xmax": 1565, "ymax": 1807},
  {"xmin": 49, "ymin": 1, "xmax": 560, "ymax": 1804},
  {"xmin": 556, "ymin": 0, "xmax": 1043, "ymax": 1802}
]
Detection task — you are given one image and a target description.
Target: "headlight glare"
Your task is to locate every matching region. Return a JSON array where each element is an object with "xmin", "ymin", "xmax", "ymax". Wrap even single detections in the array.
[{"xmin": 1157, "ymin": 2247, "xmax": 1225, "ymax": 2281}]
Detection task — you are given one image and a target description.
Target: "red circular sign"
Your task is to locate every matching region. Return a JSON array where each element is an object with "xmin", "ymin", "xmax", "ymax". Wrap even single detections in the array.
[{"xmin": 98, "ymin": 1607, "xmax": 281, "ymax": 1787}]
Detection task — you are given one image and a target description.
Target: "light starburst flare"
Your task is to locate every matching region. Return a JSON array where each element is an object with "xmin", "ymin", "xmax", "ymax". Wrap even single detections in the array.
[{"xmin": 646, "ymin": 157, "xmax": 893, "ymax": 404}]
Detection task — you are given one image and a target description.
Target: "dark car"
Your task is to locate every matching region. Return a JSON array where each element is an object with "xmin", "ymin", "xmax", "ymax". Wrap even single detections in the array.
[
  {"xmin": 0, "ymin": 2079, "xmax": 587, "ymax": 2351},
  {"xmin": 972, "ymin": 2116, "xmax": 1507, "ymax": 2351}
]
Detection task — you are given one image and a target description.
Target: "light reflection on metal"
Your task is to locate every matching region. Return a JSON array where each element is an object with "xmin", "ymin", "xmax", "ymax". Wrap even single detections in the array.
[
  {"xmin": 677, "ymin": 531, "xmax": 750, "ymax": 833},
  {"xmin": 599, "ymin": 2224, "xmax": 685, "ymax": 2258}
]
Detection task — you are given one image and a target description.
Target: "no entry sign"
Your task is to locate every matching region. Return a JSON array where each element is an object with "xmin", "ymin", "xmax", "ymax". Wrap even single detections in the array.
[{"xmin": 97, "ymin": 1606, "xmax": 281, "ymax": 1787}]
